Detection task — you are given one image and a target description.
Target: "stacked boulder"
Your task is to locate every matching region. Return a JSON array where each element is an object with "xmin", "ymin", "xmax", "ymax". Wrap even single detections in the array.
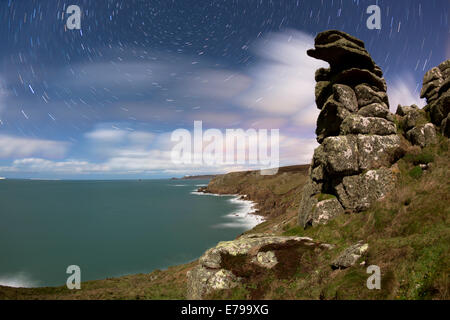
[
  {"xmin": 299, "ymin": 30, "xmax": 403, "ymax": 228},
  {"xmin": 396, "ymin": 104, "xmax": 437, "ymax": 148},
  {"xmin": 421, "ymin": 60, "xmax": 450, "ymax": 137}
]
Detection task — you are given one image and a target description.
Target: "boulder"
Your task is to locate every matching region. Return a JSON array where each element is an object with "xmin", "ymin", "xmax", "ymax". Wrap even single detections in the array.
[
  {"xmin": 333, "ymin": 68, "xmax": 387, "ymax": 92},
  {"xmin": 333, "ymin": 84, "xmax": 358, "ymax": 112},
  {"xmin": 428, "ymin": 91, "xmax": 450, "ymax": 127},
  {"xmin": 321, "ymin": 135, "xmax": 360, "ymax": 175},
  {"xmin": 354, "ymin": 84, "xmax": 389, "ymax": 108},
  {"xmin": 187, "ymin": 267, "xmax": 240, "ymax": 300},
  {"xmin": 340, "ymin": 114, "xmax": 396, "ymax": 136},
  {"xmin": 402, "ymin": 107, "xmax": 428, "ymax": 131},
  {"xmin": 310, "ymin": 164, "xmax": 325, "ymax": 182},
  {"xmin": 331, "ymin": 241, "xmax": 369, "ymax": 269},
  {"xmin": 406, "ymin": 123, "xmax": 438, "ymax": 147},
  {"xmin": 311, "ymin": 198, "xmax": 345, "ymax": 226},
  {"xmin": 396, "ymin": 104, "xmax": 419, "ymax": 117},
  {"xmin": 316, "ymin": 97, "xmax": 351, "ymax": 143},
  {"xmin": 421, "ymin": 79, "xmax": 443, "ymax": 101},
  {"xmin": 442, "ymin": 114, "xmax": 450, "ymax": 137},
  {"xmin": 334, "ymin": 168, "xmax": 396, "ymax": 212},
  {"xmin": 319, "ymin": 134, "xmax": 402, "ymax": 175},
  {"xmin": 298, "ymin": 180, "xmax": 321, "ymax": 227},
  {"xmin": 315, "ymin": 81, "xmax": 332, "ymax": 110},
  {"xmin": 307, "ymin": 30, "xmax": 377, "ymax": 72},
  {"xmin": 422, "ymin": 67, "xmax": 442, "ymax": 85},
  {"xmin": 356, "ymin": 134, "xmax": 403, "ymax": 171},
  {"xmin": 358, "ymin": 103, "xmax": 394, "ymax": 121},
  {"xmin": 315, "ymin": 68, "xmax": 331, "ymax": 81},
  {"xmin": 314, "ymin": 29, "xmax": 366, "ymax": 48},
  {"xmin": 438, "ymin": 78, "xmax": 450, "ymax": 96},
  {"xmin": 187, "ymin": 234, "xmax": 333, "ymax": 299},
  {"xmin": 251, "ymin": 251, "xmax": 278, "ymax": 269},
  {"xmin": 421, "ymin": 59, "xmax": 450, "ymax": 137}
]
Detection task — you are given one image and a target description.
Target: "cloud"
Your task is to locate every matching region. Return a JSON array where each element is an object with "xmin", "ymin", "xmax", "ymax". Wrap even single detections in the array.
[
  {"xmin": 292, "ymin": 107, "xmax": 320, "ymax": 128},
  {"xmin": 236, "ymin": 30, "xmax": 326, "ymax": 116},
  {"xmin": 0, "ymin": 128, "xmax": 316, "ymax": 176},
  {"xmin": 278, "ymin": 135, "xmax": 317, "ymax": 165},
  {"xmin": 0, "ymin": 30, "xmax": 329, "ymax": 177},
  {"xmin": 183, "ymin": 69, "xmax": 252, "ymax": 100},
  {"xmin": 387, "ymin": 73, "xmax": 426, "ymax": 111},
  {"xmin": 0, "ymin": 135, "xmax": 69, "ymax": 159},
  {"xmin": 85, "ymin": 129, "xmax": 128, "ymax": 142}
]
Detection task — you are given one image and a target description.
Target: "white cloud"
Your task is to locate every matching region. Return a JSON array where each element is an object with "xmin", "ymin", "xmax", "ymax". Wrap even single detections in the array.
[
  {"xmin": 387, "ymin": 73, "xmax": 426, "ymax": 111},
  {"xmin": 237, "ymin": 30, "xmax": 327, "ymax": 116},
  {"xmin": 184, "ymin": 69, "xmax": 252, "ymax": 100},
  {"xmin": 0, "ymin": 135, "xmax": 69, "ymax": 159},
  {"xmin": 292, "ymin": 107, "xmax": 320, "ymax": 128},
  {"xmin": 85, "ymin": 129, "xmax": 128, "ymax": 142},
  {"xmin": 0, "ymin": 128, "xmax": 317, "ymax": 176},
  {"xmin": 278, "ymin": 135, "xmax": 317, "ymax": 165}
]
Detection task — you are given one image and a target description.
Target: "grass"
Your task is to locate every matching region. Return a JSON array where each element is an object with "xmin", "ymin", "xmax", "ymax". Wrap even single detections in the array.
[
  {"xmin": 0, "ymin": 262, "xmax": 196, "ymax": 300},
  {"xmin": 316, "ymin": 193, "xmax": 337, "ymax": 202},
  {"xmin": 210, "ymin": 138, "xmax": 450, "ymax": 300},
  {"xmin": 1, "ymin": 139, "xmax": 448, "ymax": 300},
  {"xmin": 408, "ymin": 166, "xmax": 423, "ymax": 179}
]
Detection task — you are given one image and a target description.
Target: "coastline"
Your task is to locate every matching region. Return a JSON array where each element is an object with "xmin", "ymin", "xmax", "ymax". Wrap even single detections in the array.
[{"xmin": 191, "ymin": 188, "xmax": 265, "ymax": 230}]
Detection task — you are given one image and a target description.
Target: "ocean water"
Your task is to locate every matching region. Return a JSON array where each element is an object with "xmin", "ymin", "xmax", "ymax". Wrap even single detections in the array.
[{"xmin": 0, "ymin": 179, "xmax": 259, "ymax": 288}]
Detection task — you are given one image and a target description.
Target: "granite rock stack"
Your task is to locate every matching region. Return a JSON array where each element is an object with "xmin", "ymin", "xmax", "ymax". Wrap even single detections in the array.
[
  {"xmin": 298, "ymin": 30, "xmax": 403, "ymax": 228},
  {"xmin": 421, "ymin": 60, "xmax": 450, "ymax": 137}
]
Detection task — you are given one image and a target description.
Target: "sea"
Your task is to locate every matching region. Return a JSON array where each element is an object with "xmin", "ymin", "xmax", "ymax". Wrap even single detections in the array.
[{"xmin": 0, "ymin": 179, "xmax": 262, "ymax": 288}]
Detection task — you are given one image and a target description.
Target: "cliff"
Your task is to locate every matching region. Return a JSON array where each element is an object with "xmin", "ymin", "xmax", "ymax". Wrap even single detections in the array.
[
  {"xmin": 200, "ymin": 165, "xmax": 309, "ymax": 222},
  {"xmin": 186, "ymin": 31, "xmax": 450, "ymax": 300},
  {"xmin": 1, "ymin": 30, "xmax": 449, "ymax": 300}
]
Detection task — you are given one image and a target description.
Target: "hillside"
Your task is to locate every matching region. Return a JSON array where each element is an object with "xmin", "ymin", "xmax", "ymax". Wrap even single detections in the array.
[
  {"xmin": 1, "ymin": 30, "xmax": 448, "ymax": 300},
  {"xmin": 0, "ymin": 165, "xmax": 311, "ymax": 299},
  {"xmin": 202, "ymin": 138, "xmax": 449, "ymax": 300},
  {"xmin": 1, "ymin": 139, "xmax": 448, "ymax": 300}
]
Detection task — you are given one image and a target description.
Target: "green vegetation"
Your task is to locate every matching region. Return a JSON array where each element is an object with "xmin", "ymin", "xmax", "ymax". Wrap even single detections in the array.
[
  {"xmin": 403, "ymin": 149, "xmax": 435, "ymax": 165},
  {"xmin": 316, "ymin": 193, "xmax": 337, "ymax": 202},
  {"xmin": 408, "ymin": 166, "xmax": 423, "ymax": 179},
  {"xmin": 209, "ymin": 138, "xmax": 450, "ymax": 300},
  {"xmin": 1, "ymin": 140, "xmax": 448, "ymax": 300},
  {"xmin": 0, "ymin": 262, "xmax": 195, "ymax": 300}
]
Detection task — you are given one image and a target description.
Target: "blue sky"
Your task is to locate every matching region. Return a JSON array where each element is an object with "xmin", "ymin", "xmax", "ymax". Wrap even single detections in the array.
[{"xmin": 0, "ymin": 0, "xmax": 448, "ymax": 179}]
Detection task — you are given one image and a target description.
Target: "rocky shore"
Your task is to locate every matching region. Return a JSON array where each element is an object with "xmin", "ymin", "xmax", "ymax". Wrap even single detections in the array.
[
  {"xmin": 185, "ymin": 30, "xmax": 450, "ymax": 300},
  {"xmin": 1, "ymin": 30, "xmax": 448, "ymax": 301}
]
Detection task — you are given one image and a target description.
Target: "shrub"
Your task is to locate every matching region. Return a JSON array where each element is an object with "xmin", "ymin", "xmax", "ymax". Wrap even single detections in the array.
[
  {"xmin": 404, "ymin": 151, "xmax": 434, "ymax": 165},
  {"xmin": 408, "ymin": 166, "xmax": 423, "ymax": 179}
]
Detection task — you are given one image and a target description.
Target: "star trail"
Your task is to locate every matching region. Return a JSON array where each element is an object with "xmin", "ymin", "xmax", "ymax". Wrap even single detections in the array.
[{"xmin": 0, "ymin": 0, "xmax": 448, "ymax": 178}]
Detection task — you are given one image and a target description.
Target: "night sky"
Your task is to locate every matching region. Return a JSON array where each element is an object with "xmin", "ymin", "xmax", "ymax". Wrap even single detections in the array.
[{"xmin": 0, "ymin": 0, "xmax": 448, "ymax": 178}]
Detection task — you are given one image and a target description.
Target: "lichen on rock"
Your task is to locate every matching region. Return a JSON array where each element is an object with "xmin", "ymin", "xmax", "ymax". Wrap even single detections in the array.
[
  {"xmin": 420, "ymin": 59, "xmax": 450, "ymax": 137},
  {"xmin": 186, "ymin": 233, "xmax": 332, "ymax": 299},
  {"xmin": 331, "ymin": 241, "xmax": 369, "ymax": 269},
  {"xmin": 298, "ymin": 30, "xmax": 402, "ymax": 228}
]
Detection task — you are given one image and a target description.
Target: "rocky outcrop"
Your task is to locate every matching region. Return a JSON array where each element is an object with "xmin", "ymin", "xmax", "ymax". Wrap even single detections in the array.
[
  {"xmin": 396, "ymin": 104, "xmax": 438, "ymax": 148},
  {"xmin": 331, "ymin": 241, "xmax": 369, "ymax": 269},
  {"xmin": 421, "ymin": 60, "xmax": 450, "ymax": 137},
  {"xmin": 396, "ymin": 60, "xmax": 450, "ymax": 147},
  {"xmin": 186, "ymin": 234, "xmax": 333, "ymax": 299},
  {"xmin": 298, "ymin": 30, "xmax": 403, "ymax": 228}
]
